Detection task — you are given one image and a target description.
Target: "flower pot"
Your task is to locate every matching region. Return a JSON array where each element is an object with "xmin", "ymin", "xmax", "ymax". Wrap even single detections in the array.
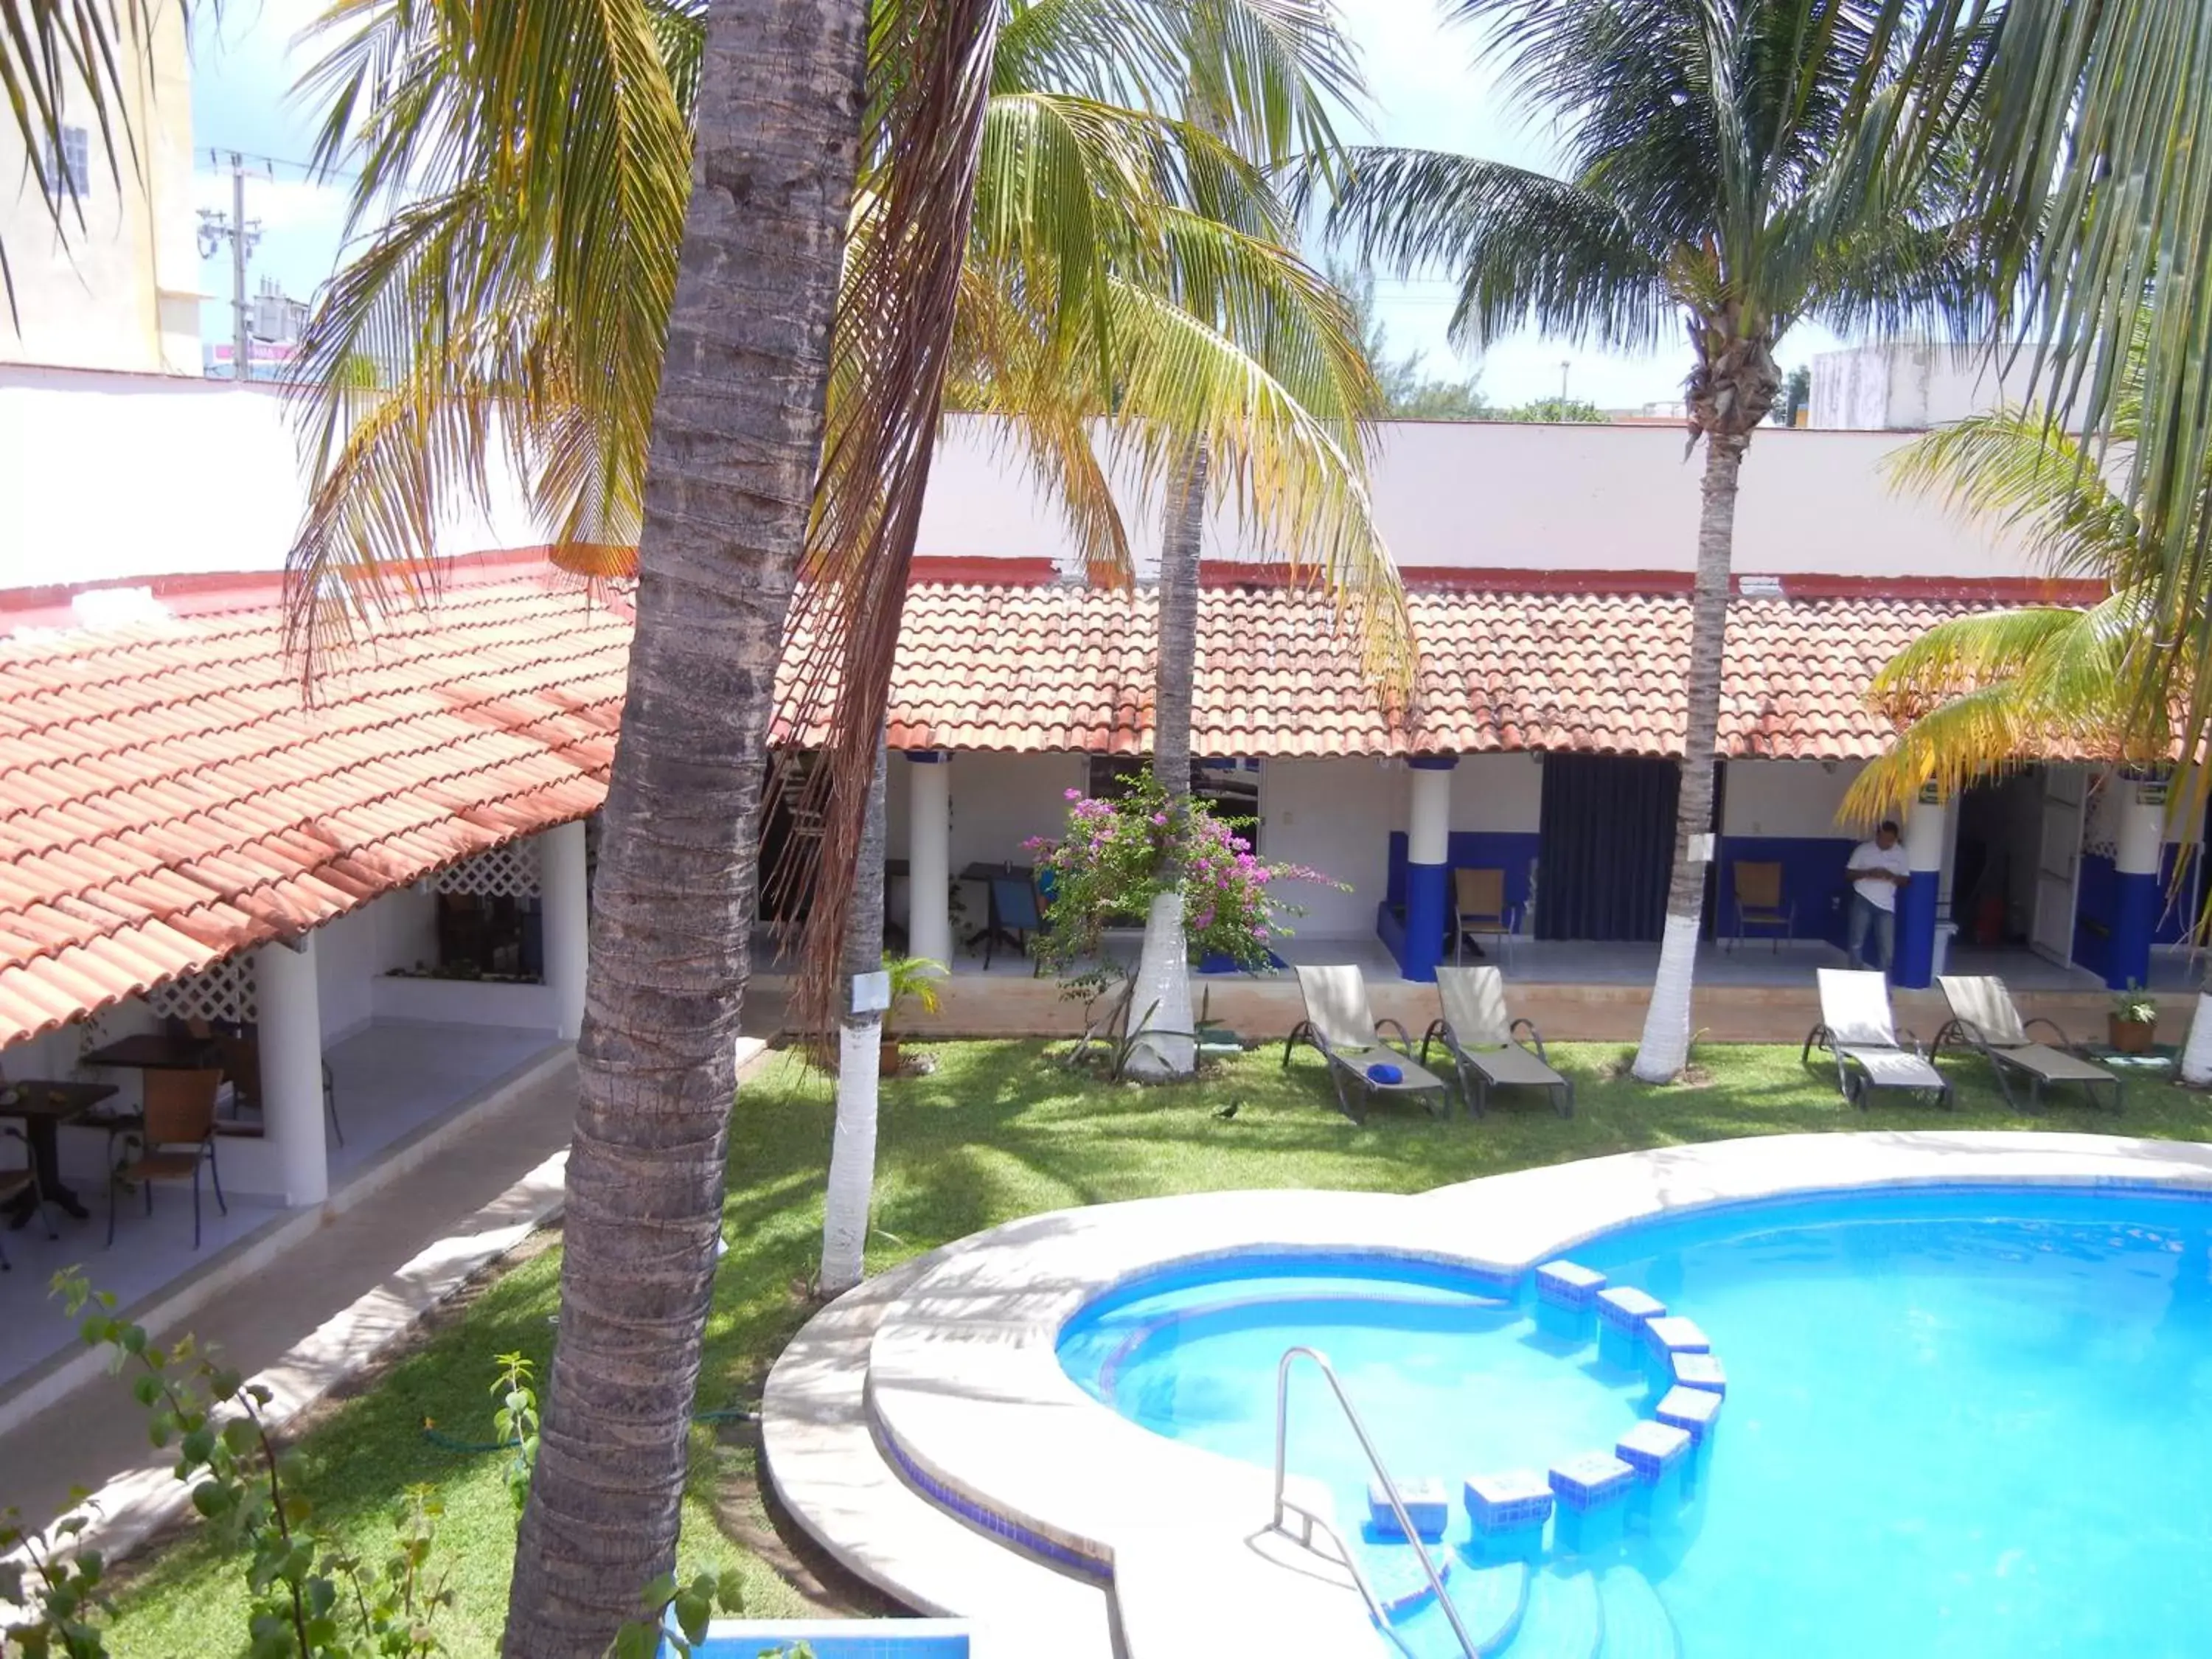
[
  {"xmin": 2107, "ymin": 1014, "xmax": 2157, "ymax": 1054},
  {"xmin": 879, "ymin": 1040, "xmax": 902, "ymax": 1078}
]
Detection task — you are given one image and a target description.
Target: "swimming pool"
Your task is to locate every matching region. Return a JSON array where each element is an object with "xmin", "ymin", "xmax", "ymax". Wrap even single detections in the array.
[{"xmin": 1057, "ymin": 1187, "xmax": 2212, "ymax": 1658}]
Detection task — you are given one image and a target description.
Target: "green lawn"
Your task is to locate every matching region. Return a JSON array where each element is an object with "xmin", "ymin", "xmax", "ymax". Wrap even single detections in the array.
[{"xmin": 85, "ymin": 1037, "xmax": 2212, "ymax": 1655}]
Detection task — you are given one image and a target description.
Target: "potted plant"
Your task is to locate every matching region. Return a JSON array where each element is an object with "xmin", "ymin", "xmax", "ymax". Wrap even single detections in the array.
[
  {"xmin": 2108, "ymin": 984, "xmax": 2160, "ymax": 1054},
  {"xmin": 880, "ymin": 955, "xmax": 946, "ymax": 1075}
]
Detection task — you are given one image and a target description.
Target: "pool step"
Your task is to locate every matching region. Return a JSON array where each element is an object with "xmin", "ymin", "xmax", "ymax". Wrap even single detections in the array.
[
  {"xmin": 1500, "ymin": 1567, "xmax": 1601, "ymax": 1659},
  {"xmin": 1382, "ymin": 1560, "xmax": 1526, "ymax": 1656},
  {"xmin": 1593, "ymin": 1567, "xmax": 1680, "ymax": 1659}
]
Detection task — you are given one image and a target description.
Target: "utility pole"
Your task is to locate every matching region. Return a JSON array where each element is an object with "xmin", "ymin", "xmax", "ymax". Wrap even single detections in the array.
[
  {"xmin": 195, "ymin": 152, "xmax": 262, "ymax": 381},
  {"xmin": 1559, "ymin": 359, "xmax": 1571, "ymax": 405}
]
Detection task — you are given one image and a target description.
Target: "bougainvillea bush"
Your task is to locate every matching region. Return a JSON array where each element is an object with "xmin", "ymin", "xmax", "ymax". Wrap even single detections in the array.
[{"xmin": 1023, "ymin": 773, "xmax": 1340, "ymax": 986}]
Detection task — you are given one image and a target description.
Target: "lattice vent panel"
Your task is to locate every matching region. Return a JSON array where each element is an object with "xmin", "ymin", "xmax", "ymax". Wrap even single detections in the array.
[
  {"xmin": 433, "ymin": 841, "xmax": 542, "ymax": 898},
  {"xmin": 146, "ymin": 955, "xmax": 258, "ymax": 1025},
  {"xmin": 2081, "ymin": 771, "xmax": 2119, "ymax": 860}
]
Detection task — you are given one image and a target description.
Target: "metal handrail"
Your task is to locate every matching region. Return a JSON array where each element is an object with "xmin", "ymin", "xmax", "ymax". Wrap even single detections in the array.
[{"xmin": 1271, "ymin": 1345, "xmax": 1478, "ymax": 1659}]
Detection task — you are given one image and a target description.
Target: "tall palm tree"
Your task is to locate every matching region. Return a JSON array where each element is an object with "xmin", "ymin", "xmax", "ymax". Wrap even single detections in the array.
[
  {"xmin": 494, "ymin": 0, "xmax": 1001, "ymax": 1651},
  {"xmin": 1324, "ymin": 0, "xmax": 1995, "ymax": 1080},
  {"xmin": 820, "ymin": 734, "xmax": 888, "ymax": 1298}
]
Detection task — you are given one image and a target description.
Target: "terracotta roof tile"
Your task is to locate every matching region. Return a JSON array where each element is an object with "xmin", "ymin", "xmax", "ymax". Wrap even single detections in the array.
[{"xmin": 0, "ymin": 568, "xmax": 2037, "ymax": 1049}]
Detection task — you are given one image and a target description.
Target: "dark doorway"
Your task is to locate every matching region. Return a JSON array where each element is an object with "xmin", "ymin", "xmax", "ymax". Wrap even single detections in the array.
[{"xmin": 1537, "ymin": 754, "xmax": 1682, "ymax": 942}]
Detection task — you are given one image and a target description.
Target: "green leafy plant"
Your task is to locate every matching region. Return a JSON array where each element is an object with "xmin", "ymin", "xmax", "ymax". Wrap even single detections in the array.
[
  {"xmin": 880, "ymin": 956, "xmax": 946, "ymax": 1034},
  {"xmin": 1024, "ymin": 773, "xmax": 1340, "ymax": 995},
  {"xmin": 490, "ymin": 1353, "xmax": 540, "ymax": 1512},
  {"xmin": 2112, "ymin": 985, "xmax": 2159, "ymax": 1026},
  {"xmin": 606, "ymin": 1568, "xmax": 746, "ymax": 1659},
  {"xmin": 1, "ymin": 1271, "xmax": 456, "ymax": 1658}
]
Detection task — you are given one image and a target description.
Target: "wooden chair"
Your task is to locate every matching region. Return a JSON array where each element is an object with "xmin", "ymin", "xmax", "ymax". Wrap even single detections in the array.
[
  {"xmin": 0, "ymin": 1126, "xmax": 59, "ymax": 1271},
  {"xmin": 1727, "ymin": 860, "xmax": 1795, "ymax": 951},
  {"xmin": 215, "ymin": 1031, "xmax": 344, "ymax": 1147},
  {"xmin": 1452, "ymin": 867, "xmax": 1515, "ymax": 964},
  {"xmin": 108, "ymin": 1067, "xmax": 227, "ymax": 1249}
]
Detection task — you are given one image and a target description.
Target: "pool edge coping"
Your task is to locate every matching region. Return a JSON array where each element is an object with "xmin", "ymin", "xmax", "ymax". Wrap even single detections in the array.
[{"xmin": 765, "ymin": 1130, "xmax": 2212, "ymax": 1659}]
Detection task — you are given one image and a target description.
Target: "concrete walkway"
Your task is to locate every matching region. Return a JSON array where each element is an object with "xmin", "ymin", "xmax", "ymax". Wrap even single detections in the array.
[{"xmin": 0, "ymin": 1045, "xmax": 582, "ymax": 1556}]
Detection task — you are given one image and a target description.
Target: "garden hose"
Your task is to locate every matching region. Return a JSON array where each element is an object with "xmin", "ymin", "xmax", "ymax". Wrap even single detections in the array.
[{"xmin": 420, "ymin": 1404, "xmax": 759, "ymax": 1455}]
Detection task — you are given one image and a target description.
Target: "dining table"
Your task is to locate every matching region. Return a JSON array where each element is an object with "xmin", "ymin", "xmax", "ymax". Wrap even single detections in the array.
[
  {"xmin": 0, "ymin": 1079, "xmax": 119, "ymax": 1225},
  {"xmin": 80, "ymin": 1032, "xmax": 221, "ymax": 1071}
]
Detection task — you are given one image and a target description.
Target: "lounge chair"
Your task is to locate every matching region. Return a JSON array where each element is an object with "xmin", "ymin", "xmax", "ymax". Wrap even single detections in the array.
[
  {"xmin": 1802, "ymin": 969, "xmax": 1952, "ymax": 1110},
  {"xmin": 1422, "ymin": 965, "xmax": 1572, "ymax": 1118},
  {"xmin": 1934, "ymin": 975, "xmax": 2122, "ymax": 1110},
  {"xmin": 1282, "ymin": 965, "xmax": 1452, "ymax": 1123}
]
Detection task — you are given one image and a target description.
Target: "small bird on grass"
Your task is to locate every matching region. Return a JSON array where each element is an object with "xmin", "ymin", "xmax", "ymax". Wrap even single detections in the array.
[{"xmin": 1212, "ymin": 1100, "xmax": 1242, "ymax": 1121}]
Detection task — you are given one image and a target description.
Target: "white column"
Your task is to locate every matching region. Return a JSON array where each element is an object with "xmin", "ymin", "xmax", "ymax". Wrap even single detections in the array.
[
  {"xmin": 908, "ymin": 754, "xmax": 953, "ymax": 967},
  {"xmin": 540, "ymin": 821, "xmax": 590, "ymax": 1040},
  {"xmin": 254, "ymin": 937, "xmax": 327, "ymax": 1206},
  {"xmin": 1408, "ymin": 764, "xmax": 1453, "ymax": 867}
]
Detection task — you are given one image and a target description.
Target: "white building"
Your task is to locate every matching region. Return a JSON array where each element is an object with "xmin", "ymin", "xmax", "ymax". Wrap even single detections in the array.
[
  {"xmin": 1809, "ymin": 341, "xmax": 2038, "ymax": 431},
  {"xmin": 0, "ymin": 13, "xmax": 200, "ymax": 375}
]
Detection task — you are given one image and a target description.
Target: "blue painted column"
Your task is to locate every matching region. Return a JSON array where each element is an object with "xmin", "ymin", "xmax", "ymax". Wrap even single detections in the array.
[
  {"xmin": 1399, "ymin": 757, "xmax": 1456, "ymax": 982},
  {"xmin": 2108, "ymin": 773, "xmax": 2166, "ymax": 990},
  {"xmin": 1891, "ymin": 791, "xmax": 1947, "ymax": 989}
]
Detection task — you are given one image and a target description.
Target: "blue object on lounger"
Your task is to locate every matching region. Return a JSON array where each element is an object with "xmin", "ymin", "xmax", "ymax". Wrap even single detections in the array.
[{"xmin": 1366, "ymin": 1062, "xmax": 1402, "ymax": 1085}]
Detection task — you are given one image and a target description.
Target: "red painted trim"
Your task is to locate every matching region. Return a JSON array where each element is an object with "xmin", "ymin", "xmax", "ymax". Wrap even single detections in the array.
[
  {"xmin": 907, "ymin": 556, "xmax": 1060, "ymax": 585},
  {"xmin": 1201, "ymin": 562, "xmax": 2107, "ymax": 605}
]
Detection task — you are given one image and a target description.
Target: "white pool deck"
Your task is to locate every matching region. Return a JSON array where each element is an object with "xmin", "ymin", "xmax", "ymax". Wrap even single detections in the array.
[{"xmin": 763, "ymin": 1130, "xmax": 2212, "ymax": 1659}]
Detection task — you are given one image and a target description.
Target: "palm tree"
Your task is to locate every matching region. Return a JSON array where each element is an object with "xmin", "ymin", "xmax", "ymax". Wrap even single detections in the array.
[
  {"xmin": 821, "ymin": 735, "xmax": 888, "ymax": 1298},
  {"xmin": 1324, "ymin": 0, "xmax": 1996, "ymax": 1080},
  {"xmin": 1844, "ymin": 384, "xmax": 2182, "ymax": 823},
  {"xmin": 493, "ymin": 0, "xmax": 1001, "ymax": 1650}
]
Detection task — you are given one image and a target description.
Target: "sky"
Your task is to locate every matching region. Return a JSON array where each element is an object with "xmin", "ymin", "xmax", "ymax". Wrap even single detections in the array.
[{"xmin": 187, "ymin": 0, "xmax": 1845, "ymax": 406}]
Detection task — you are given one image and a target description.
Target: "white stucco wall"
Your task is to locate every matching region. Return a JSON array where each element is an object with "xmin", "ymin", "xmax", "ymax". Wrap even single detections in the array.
[
  {"xmin": 1262, "ymin": 757, "xmax": 1397, "ymax": 937},
  {"xmin": 1809, "ymin": 344, "xmax": 2039, "ymax": 431},
  {"xmin": 4, "ymin": 380, "xmax": 2057, "ymax": 594},
  {"xmin": 313, "ymin": 905, "xmax": 380, "ymax": 1043},
  {"xmin": 1721, "ymin": 761, "xmax": 1862, "ymax": 838},
  {"xmin": 1450, "ymin": 754, "xmax": 1543, "ymax": 833},
  {"xmin": 947, "ymin": 751, "xmax": 1086, "ymax": 873}
]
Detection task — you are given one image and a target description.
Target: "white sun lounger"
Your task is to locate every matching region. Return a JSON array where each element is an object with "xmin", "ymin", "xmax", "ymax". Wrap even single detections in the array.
[
  {"xmin": 1935, "ymin": 975, "xmax": 2122, "ymax": 1110},
  {"xmin": 1422, "ymin": 965, "xmax": 1572, "ymax": 1118},
  {"xmin": 1803, "ymin": 969, "xmax": 1952, "ymax": 1109},
  {"xmin": 1282, "ymin": 965, "xmax": 1451, "ymax": 1124}
]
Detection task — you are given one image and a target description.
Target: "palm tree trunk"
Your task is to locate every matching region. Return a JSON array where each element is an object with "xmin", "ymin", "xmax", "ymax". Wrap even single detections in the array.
[
  {"xmin": 501, "ymin": 4, "xmax": 868, "ymax": 1653},
  {"xmin": 1631, "ymin": 431, "xmax": 1742, "ymax": 1082},
  {"xmin": 821, "ymin": 736, "xmax": 888, "ymax": 1295},
  {"xmin": 1127, "ymin": 442, "xmax": 1208, "ymax": 1079}
]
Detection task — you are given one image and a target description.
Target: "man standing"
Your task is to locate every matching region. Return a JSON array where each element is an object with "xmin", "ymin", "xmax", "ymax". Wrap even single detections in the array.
[{"xmin": 1846, "ymin": 821, "xmax": 1913, "ymax": 972}]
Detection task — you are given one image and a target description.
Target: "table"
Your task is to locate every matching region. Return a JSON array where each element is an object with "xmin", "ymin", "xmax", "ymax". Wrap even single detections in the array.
[
  {"xmin": 0, "ymin": 1079, "xmax": 119, "ymax": 1225},
  {"xmin": 80, "ymin": 1033, "xmax": 220, "ymax": 1071}
]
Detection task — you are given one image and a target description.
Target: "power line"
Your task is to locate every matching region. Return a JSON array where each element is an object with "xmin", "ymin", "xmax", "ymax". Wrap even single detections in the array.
[{"xmin": 192, "ymin": 145, "xmax": 363, "ymax": 186}]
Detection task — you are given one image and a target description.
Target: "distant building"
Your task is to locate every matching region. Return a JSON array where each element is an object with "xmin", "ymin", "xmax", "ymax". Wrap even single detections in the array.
[
  {"xmin": 1809, "ymin": 343, "xmax": 2035, "ymax": 431},
  {"xmin": 0, "ymin": 7, "xmax": 199, "ymax": 375}
]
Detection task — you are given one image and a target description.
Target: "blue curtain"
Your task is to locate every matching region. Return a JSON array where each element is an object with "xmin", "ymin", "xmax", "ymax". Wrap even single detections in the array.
[{"xmin": 1537, "ymin": 754, "xmax": 1680, "ymax": 942}]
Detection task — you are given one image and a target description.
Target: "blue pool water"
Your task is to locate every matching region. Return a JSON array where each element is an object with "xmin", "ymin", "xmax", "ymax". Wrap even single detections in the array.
[{"xmin": 1056, "ymin": 1188, "xmax": 2212, "ymax": 1657}]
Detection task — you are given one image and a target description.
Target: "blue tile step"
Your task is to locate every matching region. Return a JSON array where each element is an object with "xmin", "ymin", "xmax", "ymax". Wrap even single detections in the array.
[
  {"xmin": 1497, "ymin": 1566, "xmax": 1601, "ymax": 1659},
  {"xmin": 1595, "ymin": 1566, "xmax": 1680, "ymax": 1659},
  {"xmin": 1386, "ymin": 1559, "xmax": 1528, "ymax": 1656}
]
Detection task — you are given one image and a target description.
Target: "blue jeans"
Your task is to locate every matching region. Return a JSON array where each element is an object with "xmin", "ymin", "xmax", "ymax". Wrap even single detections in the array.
[{"xmin": 1848, "ymin": 894, "xmax": 1895, "ymax": 972}]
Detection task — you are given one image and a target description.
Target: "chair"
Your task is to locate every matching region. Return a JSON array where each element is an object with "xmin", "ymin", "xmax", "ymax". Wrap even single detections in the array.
[
  {"xmin": 212, "ymin": 1031, "xmax": 344, "ymax": 1146},
  {"xmin": 0, "ymin": 1127, "xmax": 60, "ymax": 1272},
  {"xmin": 108, "ymin": 1067, "xmax": 227, "ymax": 1248},
  {"xmin": 1727, "ymin": 861, "xmax": 1795, "ymax": 952},
  {"xmin": 1422, "ymin": 966, "xmax": 1572, "ymax": 1118},
  {"xmin": 1934, "ymin": 975, "xmax": 2122, "ymax": 1111},
  {"xmin": 1452, "ymin": 868, "xmax": 1515, "ymax": 964},
  {"xmin": 984, "ymin": 874, "xmax": 1043, "ymax": 973},
  {"xmin": 1802, "ymin": 970, "xmax": 1951, "ymax": 1110},
  {"xmin": 1281, "ymin": 965, "xmax": 1451, "ymax": 1123}
]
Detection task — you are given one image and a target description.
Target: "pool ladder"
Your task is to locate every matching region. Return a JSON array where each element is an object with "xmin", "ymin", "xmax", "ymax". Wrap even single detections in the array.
[{"xmin": 1271, "ymin": 1345, "xmax": 1480, "ymax": 1659}]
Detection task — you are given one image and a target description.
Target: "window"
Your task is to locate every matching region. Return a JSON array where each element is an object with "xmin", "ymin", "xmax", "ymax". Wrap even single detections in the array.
[
  {"xmin": 1082, "ymin": 756, "xmax": 1262, "ymax": 852},
  {"xmin": 41, "ymin": 125, "xmax": 91, "ymax": 200}
]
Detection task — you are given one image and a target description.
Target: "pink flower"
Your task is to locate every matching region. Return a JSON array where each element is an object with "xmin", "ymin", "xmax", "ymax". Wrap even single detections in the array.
[
  {"xmin": 1151, "ymin": 813, "xmax": 1168, "ymax": 826},
  {"xmin": 1065, "ymin": 787, "xmax": 1082, "ymax": 801}
]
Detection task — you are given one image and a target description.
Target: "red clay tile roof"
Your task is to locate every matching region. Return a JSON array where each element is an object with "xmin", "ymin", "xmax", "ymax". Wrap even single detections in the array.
[
  {"xmin": 0, "ymin": 566, "xmax": 2024, "ymax": 1046},
  {"xmin": 849, "ymin": 583, "xmax": 1993, "ymax": 761},
  {"xmin": 0, "ymin": 568, "xmax": 626, "ymax": 1047}
]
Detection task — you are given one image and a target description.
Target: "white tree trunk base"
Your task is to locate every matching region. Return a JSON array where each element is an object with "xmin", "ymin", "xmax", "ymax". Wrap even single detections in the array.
[
  {"xmin": 1123, "ymin": 891, "xmax": 1197, "ymax": 1079},
  {"xmin": 819, "ymin": 1017, "xmax": 883, "ymax": 1295},
  {"xmin": 2181, "ymin": 995, "xmax": 2212, "ymax": 1088},
  {"xmin": 1633, "ymin": 911, "xmax": 1702, "ymax": 1082}
]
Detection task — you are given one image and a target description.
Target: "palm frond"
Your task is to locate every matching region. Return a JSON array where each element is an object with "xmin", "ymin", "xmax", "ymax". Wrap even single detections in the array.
[{"xmin": 1884, "ymin": 408, "xmax": 2138, "ymax": 582}]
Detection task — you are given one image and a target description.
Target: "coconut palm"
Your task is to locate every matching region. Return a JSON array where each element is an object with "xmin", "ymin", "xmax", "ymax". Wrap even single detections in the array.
[
  {"xmin": 489, "ymin": 0, "xmax": 1000, "ymax": 1650},
  {"xmin": 1324, "ymin": 0, "xmax": 1998, "ymax": 1080}
]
